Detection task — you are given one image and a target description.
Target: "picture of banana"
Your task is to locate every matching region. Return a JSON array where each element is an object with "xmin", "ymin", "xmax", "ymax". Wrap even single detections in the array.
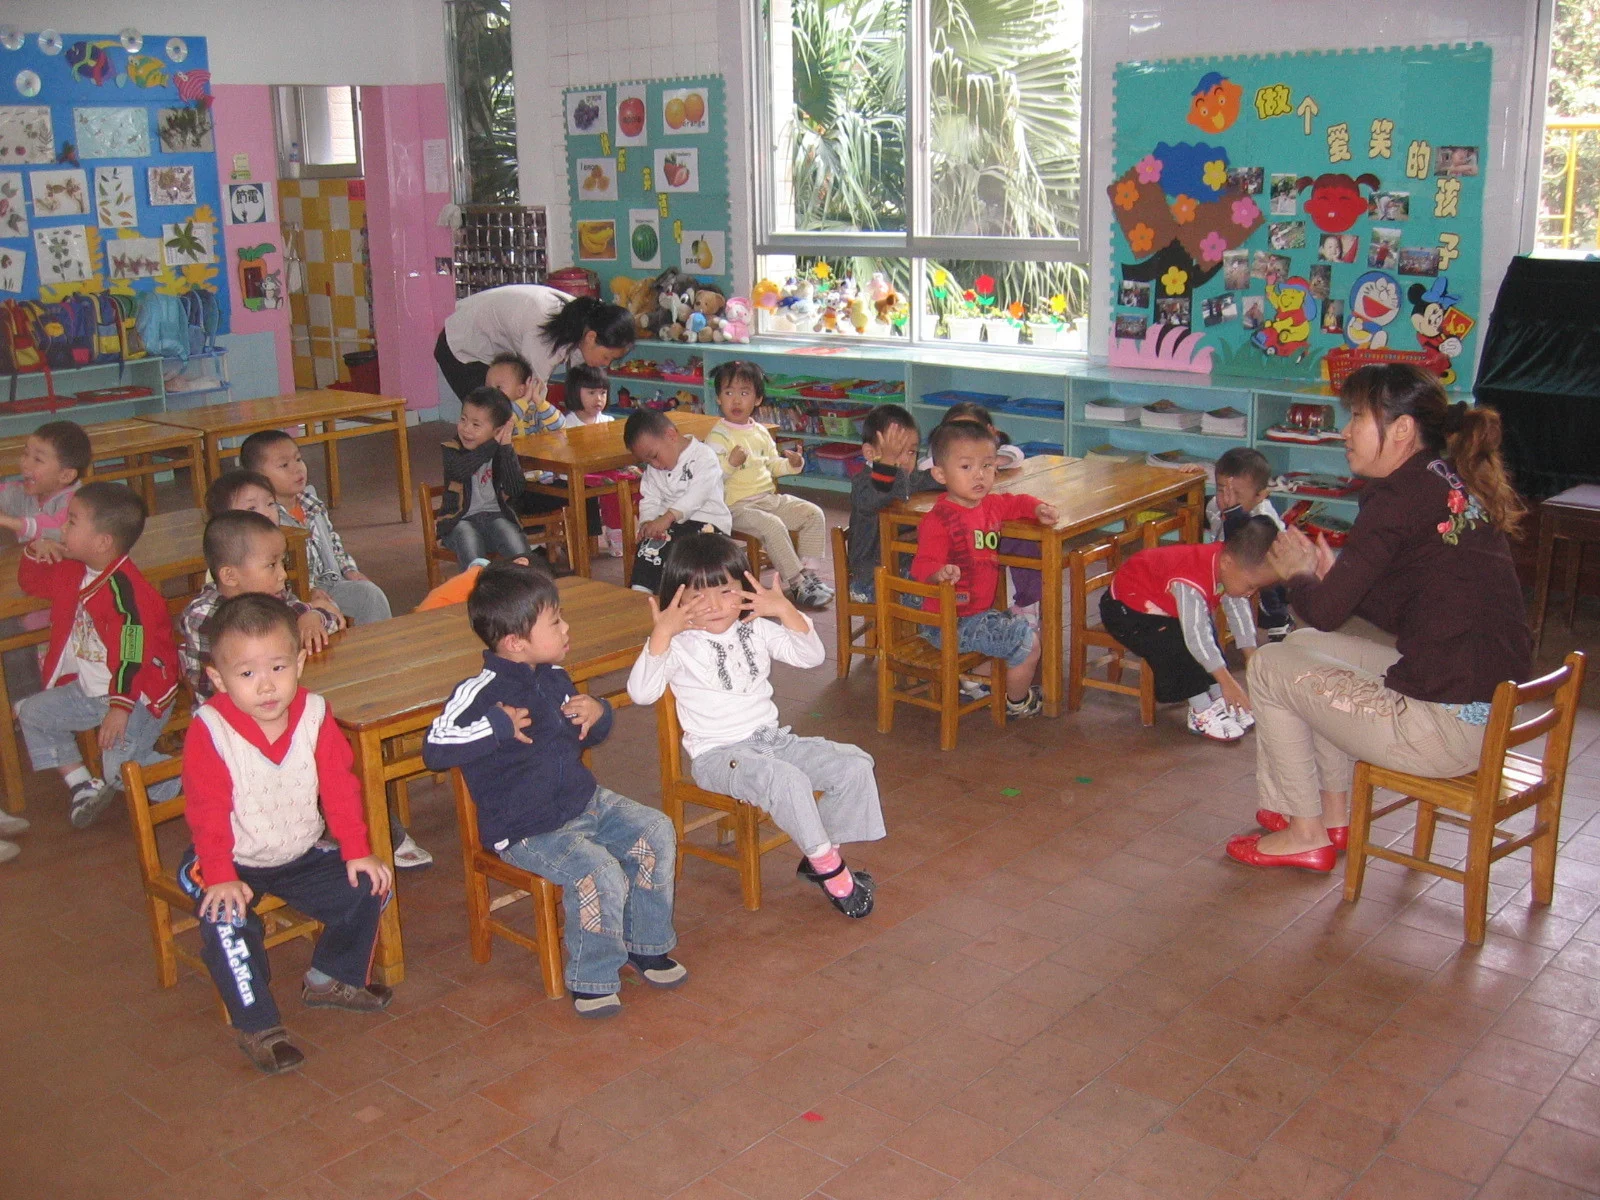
[{"xmin": 577, "ymin": 220, "xmax": 616, "ymax": 260}]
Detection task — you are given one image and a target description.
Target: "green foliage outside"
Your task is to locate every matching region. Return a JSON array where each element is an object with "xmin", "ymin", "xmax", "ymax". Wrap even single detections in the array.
[
  {"xmin": 1540, "ymin": 0, "xmax": 1600, "ymax": 250},
  {"xmin": 450, "ymin": 0, "xmax": 519, "ymax": 206}
]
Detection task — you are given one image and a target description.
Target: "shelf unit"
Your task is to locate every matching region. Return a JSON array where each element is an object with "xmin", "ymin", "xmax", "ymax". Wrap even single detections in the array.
[{"xmin": 1, "ymin": 350, "xmax": 230, "ymax": 439}]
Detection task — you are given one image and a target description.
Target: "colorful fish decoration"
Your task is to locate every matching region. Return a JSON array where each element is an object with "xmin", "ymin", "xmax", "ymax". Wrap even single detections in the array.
[
  {"xmin": 65, "ymin": 40, "xmax": 119, "ymax": 86},
  {"xmin": 127, "ymin": 55, "xmax": 169, "ymax": 89},
  {"xmin": 175, "ymin": 70, "xmax": 211, "ymax": 102}
]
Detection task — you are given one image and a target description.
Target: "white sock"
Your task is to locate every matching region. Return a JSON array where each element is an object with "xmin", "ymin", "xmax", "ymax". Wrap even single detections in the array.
[
  {"xmin": 1188, "ymin": 693, "xmax": 1213, "ymax": 713},
  {"xmin": 64, "ymin": 766, "xmax": 91, "ymax": 789},
  {"xmin": 1208, "ymin": 684, "xmax": 1222, "ymax": 701}
]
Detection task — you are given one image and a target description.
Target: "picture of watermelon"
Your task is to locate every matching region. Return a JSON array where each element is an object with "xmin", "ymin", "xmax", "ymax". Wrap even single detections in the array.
[{"xmin": 632, "ymin": 222, "xmax": 658, "ymax": 261}]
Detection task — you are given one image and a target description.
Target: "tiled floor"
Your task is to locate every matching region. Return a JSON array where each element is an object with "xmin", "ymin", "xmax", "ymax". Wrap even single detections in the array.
[{"xmin": 3, "ymin": 424, "xmax": 1600, "ymax": 1200}]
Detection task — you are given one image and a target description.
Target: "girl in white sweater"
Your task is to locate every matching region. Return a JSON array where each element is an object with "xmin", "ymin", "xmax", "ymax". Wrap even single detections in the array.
[{"xmin": 627, "ymin": 533, "xmax": 886, "ymax": 917}]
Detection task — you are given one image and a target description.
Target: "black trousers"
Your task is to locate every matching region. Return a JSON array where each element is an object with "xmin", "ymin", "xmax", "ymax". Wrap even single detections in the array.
[
  {"xmin": 434, "ymin": 330, "xmax": 488, "ymax": 402},
  {"xmin": 1099, "ymin": 594, "xmax": 1216, "ymax": 704},
  {"xmin": 630, "ymin": 520, "xmax": 712, "ymax": 595},
  {"xmin": 178, "ymin": 844, "xmax": 386, "ymax": 1034}
]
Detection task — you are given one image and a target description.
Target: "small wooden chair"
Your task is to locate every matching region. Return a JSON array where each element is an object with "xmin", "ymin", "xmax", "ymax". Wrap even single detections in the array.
[
  {"xmin": 832, "ymin": 524, "xmax": 876, "ymax": 678},
  {"xmin": 122, "ymin": 757, "xmax": 321, "ymax": 992},
  {"xmin": 450, "ymin": 769, "xmax": 567, "ymax": 998},
  {"xmin": 655, "ymin": 689, "xmax": 791, "ymax": 910},
  {"xmin": 1066, "ymin": 510, "xmax": 1193, "ymax": 726},
  {"xmin": 419, "ymin": 482, "xmax": 574, "ymax": 591},
  {"xmin": 1344, "ymin": 650, "xmax": 1587, "ymax": 945},
  {"xmin": 875, "ymin": 566, "xmax": 1007, "ymax": 751}
]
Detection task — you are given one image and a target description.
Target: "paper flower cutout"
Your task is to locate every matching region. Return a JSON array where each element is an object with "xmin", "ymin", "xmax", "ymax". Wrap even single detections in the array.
[
  {"xmin": 1114, "ymin": 179, "xmax": 1140, "ymax": 211},
  {"xmin": 1007, "ymin": 301, "xmax": 1026, "ymax": 320},
  {"xmin": 1202, "ymin": 159, "xmax": 1228, "ymax": 192},
  {"xmin": 1049, "ymin": 293, "xmax": 1067, "ymax": 316},
  {"xmin": 1198, "ymin": 231, "xmax": 1228, "ymax": 263},
  {"xmin": 813, "ymin": 262, "xmax": 832, "ymax": 281},
  {"xmin": 932, "ymin": 269, "xmax": 950, "ymax": 289},
  {"xmin": 1128, "ymin": 223, "xmax": 1155, "ymax": 254},
  {"xmin": 974, "ymin": 274, "xmax": 996, "ymax": 297},
  {"xmin": 1135, "ymin": 154, "xmax": 1163, "ymax": 184},
  {"xmin": 1171, "ymin": 194, "xmax": 1198, "ymax": 225},
  {"xmin": 1161, "ymin": 265, "xmax": 1189, "ymax": 296},
  {"xmin": 1231, "ymin": 197, "xmax": 1260, "ymax": 227}
]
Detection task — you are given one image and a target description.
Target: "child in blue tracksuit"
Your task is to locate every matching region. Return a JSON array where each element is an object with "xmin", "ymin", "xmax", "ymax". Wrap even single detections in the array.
[{"xmin": 421, "ymin": 561, "xmax": 684, "ymax": 1017}]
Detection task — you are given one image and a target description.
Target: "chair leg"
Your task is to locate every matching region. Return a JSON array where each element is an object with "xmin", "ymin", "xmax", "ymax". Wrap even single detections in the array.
[
  {"xmin": 940, "ymin": 677, "xmax": 959, "ymax": 752},
  {"xmin": 876, "ymin": 660, "xmax": 895, "ymax": 735},
  {"xmin": 836, "ymin": 607, "xmax": 850, "ymax": 680},
  {"xmin": 148, "ymin": 895, "xmax": 179, "ymax": 988},
  {"xmin": 1138, "ymin": 664, "xmax": 1156, "ymax": 727},
  {"xmin": 1343, "ymin": 765, "xmax": 1376, "ymax": 904},
  {"xmin": 1531, "ymin": 790, "xmax": 1562, "ymax": 907},
  {"xmin": 534, "ymin": 881, "xmax": 567, "ymax": 999},
  {"xmin": 737, "ymin": 804, "xmax": 763, "ymax": 911},
  {"xmin": 1462, "ymin": 807, "xmax": 1497, "ymax": 946},
  {"xmin": 391, "ymin": 779, "xmax": 412, "ymax": 829},
  {"xmin": 1412, "ymin": 799, "xmax": 1437, "ymax": 861},
  {"xmin": 464, "ymin": 866, "xmax": 494, "ymax": 964}
]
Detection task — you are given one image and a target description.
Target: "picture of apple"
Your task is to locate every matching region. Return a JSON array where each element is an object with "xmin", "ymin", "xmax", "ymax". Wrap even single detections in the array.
[{"xmin": 619, "ymin": 96, "xmax": 645, "ymax": 138}]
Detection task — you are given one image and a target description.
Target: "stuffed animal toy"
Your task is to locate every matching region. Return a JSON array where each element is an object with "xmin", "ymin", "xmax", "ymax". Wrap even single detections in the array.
[{"xmin": 721, "ymin": 297, "xmax": 752, "ymax": 343}]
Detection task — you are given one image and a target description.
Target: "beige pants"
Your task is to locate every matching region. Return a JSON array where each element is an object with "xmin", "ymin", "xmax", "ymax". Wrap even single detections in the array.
[
  {"xmin": 730, "ymin": 492, "xmax": 827, "ymax": 584},
  {"xmin": 1247, "ymin": 622, "xmax": 1484, "ymax": 818}
]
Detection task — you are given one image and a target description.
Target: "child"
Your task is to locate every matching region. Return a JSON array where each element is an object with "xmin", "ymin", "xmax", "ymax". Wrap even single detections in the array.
[
  {"xmin": 1100, "ymin": 515, "xmax": 1279, "ymax": 742},
  {"xmin": 15, "ymin": 483, "xmax": 181, "ymax": 828},
  {"xmin": 909, "ymin": 421, "xmax": 1056, "ymax": 717},
  {"xmin": 178, "ymin": 594, "xmax": 394, "ymax": 1073},
  {"xmin": 179, "ymin": 511, "xmax": 340, "ymax": 703},
  {"xmin": 706, "ymin": 361, "xmax": 833, "ymax": 609},
  {"xmin": 423, "ymin": 562, "xmax": 684, "ymax": 1016},
  {"xmin": 622, "ymin": 408, "xmax": 732, "ymax": 595},
  {"xmin": 487, "ymin": 351, "xmax": 565, "ymax": 438},
  {"xmin": 437, "ymin": 386, "xmax": 532, "ymax": 569},
  {"xmin": 1207, "ymin": 447, "xmax": 1291, "ymax": 640},
  {"xmin": 0, "ymin": 420, "xmax": 91, "ymax": 544},
  {"xmin": 206, "ymin": 467, "xmax": 347, "ymax": 631},
  {"xmin": 847, "ymin": 404, "xmax": 939, "ymax": 603},
  {"xmin": 627, "ymin": 533, "xmax": 885, "ymax": 918},
  {"xmin": 561, "ymin": 363, "xmax": 629, "ymax": 558},
  {"xmin": 917, "ymin": 402, "xmax": 1025, "ymax": 472},
  {"xmin": 240, "ymin": 431, "xmax": 392, "ymax": 625}
]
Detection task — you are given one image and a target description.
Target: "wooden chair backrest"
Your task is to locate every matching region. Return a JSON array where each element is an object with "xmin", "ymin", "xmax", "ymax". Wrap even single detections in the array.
[
  {"xmin": 1476, "ymin": 650, "xmax": 1587, "ymax": 805},
  {"xmin": 122, "ymin": 755, "xmax": 187, "ymax": 888},
  {"xmin": 877, "ymin": 571, "xmax": 959, "ymax": 645},
  {"xmin": 657, "ymin": 686, "xmax": 689, "ymax": 789}
]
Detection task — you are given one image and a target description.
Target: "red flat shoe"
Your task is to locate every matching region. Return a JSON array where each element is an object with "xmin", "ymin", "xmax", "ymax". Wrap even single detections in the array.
[
  {"xmin": 1225, "ymin": 833, "xmax": 1336, "ymax": 872},
  {"xmin": 1254, "ymin": 809, "xmax": 1349, "ymax": 850}
]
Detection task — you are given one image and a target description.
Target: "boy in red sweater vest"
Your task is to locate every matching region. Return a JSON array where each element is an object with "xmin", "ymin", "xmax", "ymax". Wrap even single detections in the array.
[
  {"xmin": 16, "ymin": 483, "xmax": 181, "ymax": 829},
  {"xmin": 179, "ymin": 594, "xmax": 393, "ymax": 1073},
  {"xmin": 1102, "ymin": 516, "xmax": 1280, "ymax": 742},
  {"xmin": 909, "ymin": 420, "xmax": 1057, "ymax": 716}
]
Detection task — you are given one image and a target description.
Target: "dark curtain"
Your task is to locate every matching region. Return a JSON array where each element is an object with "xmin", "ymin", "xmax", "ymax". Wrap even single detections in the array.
[{"xmin": 1474, "ymin": 256, "xmax": 1600, "ymax": 500}]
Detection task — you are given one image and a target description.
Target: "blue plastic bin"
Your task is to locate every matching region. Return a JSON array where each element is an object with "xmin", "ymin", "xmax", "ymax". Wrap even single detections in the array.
[
  {"xmin": 1018, "ymin": 440, "xmax": 1065, "ymax": 458},
  {"xmin": 1002, "ymin": 395, "xmax": 1066, "ymax": 418},
  {"xmin": 921, "ymin": 389, "xmax": 1009, "ymax": 409}
]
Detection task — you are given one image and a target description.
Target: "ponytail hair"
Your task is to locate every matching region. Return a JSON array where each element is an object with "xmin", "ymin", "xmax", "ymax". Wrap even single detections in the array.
[
  {"xmin": 1340, "ymin": 363, "xmax": 1525, "ymax": 537},
  {"xmin": 540, "ymin": 295, "xmax": 637, "ymax": 358}
]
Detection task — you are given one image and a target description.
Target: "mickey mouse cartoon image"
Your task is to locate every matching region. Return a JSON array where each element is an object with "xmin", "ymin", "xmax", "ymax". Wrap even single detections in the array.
[{"xmin": 1407, "ymin": 276, "xmax": 1464, "ymax": 386}]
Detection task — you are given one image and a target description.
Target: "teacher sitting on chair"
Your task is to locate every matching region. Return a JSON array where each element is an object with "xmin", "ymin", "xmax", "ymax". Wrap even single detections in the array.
[
  {"xmin": 434, "ymin": 283, "xmax": 636, "ymax": 411},
  {"xmin": 1229, "ymin": 363, "xmax": 1530, "ymax": 872}
]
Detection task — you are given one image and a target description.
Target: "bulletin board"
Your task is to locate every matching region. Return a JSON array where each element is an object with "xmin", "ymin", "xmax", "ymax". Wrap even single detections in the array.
[
  {"xmin": 1107, "ymin": 45, "xmax": 1490, "ymax": 387},
  {"xmin": 561, "ymin": 75, "xmax": 731, "ymax": 299},
  {"xmin": 0, "ymin": 29, "xmax": 229, "ymax": 323}
]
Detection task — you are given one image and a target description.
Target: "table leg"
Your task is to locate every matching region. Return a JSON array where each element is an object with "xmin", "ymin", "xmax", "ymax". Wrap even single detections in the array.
[
  {"xmin": 568, "ymin": 473, "xmax": 592, "ymax": 577},
  {"xmin": 0, "ymin": 652, "xmax": 23, "ymax": 813},
  {"xmin": 352, "ymin": 729, "xmax": 405, "ymax": 987},
  {"xmin": 393, "ymin": 404, "xmax": 414, "ymax": 523},
  {"xmin": 324, "ymin": 420, "xmax": 342, "ymax": 508},
  {"xmin": 1563, "ymin": 536, "xmax": 1584, "ymax": 634},
  {"xmin": 1040, "ymin": 533, "xmax": 1064, "ymax": 718},
  {"xmin": 1532, "ymin": 511, "xmax": 1556, "ymax": 654},
  {"xmin": 186, "ymin": 444, "xmax": 207, "ymax": 509},
  {"xmin": 204, "ymin": 435, "xmax": 223, "ymax": 488}
]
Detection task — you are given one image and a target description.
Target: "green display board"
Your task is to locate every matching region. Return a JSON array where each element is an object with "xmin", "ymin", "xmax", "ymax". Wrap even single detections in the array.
[
  {"xmin": 562, "ymin": 75, "xmax": 730, "ymax": 302},
  {"xmin": 1107, "ymin": 45, "xmax": 1491, "ymax": 387}
]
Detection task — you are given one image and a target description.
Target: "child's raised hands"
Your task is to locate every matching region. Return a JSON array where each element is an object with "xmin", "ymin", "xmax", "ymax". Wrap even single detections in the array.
[
  {"xmin": 647, "ymin": 584, "xmax": 707, "ymax": 650},
  {"xmin": 741, "ymin": 571, "xmax": 796, "ymax": 621},
  {"xmin": 495, "ymin": 702, "xmax": 533, "ymax": 743},
  {"xmin": 24, "ymin": 537, "xmax": 64, "ymax": 563}
]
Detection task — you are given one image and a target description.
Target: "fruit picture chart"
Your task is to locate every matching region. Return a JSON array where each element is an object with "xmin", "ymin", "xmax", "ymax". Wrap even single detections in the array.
[{"xmin": 562, "ymin": 75, "xmax": 731, "ymax": 298}]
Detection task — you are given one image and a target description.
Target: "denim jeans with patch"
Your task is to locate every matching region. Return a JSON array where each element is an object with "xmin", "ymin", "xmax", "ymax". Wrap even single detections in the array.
[{"xmin": 498, "ymin": 786, "xmax": 677, "ymax": 995}]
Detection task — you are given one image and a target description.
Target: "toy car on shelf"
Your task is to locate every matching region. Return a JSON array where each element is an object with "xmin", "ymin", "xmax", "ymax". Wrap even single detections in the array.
[
  {"xmin": 1264, "ymin": 402, "xmax": 1344, "ymax": 444},
  {"xmin": 1273, "ymin": 472, "xmax": 1363, "ymax": 498}
]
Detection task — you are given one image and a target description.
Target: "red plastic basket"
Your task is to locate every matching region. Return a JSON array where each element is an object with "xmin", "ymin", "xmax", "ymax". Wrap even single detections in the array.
[{"xmin": 1324, "ymin": 346, "xmax": 1433, "ymax": 391}]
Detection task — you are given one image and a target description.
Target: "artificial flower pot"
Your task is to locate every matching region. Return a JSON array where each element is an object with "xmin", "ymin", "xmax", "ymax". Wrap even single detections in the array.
[
  {"xmin": 983, "ymin": 321, "xmax": 1021, "ymax": 346},
  {"xmin": 946, "ymin": 316, "xmax": 984, "ymax": 343},
  {"xmin": 1028, "ymin": 323, "xmax": 1067, "ymax": 348}
]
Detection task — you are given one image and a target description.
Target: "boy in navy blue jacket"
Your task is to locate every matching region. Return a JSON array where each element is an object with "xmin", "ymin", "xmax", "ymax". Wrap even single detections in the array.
[{"xmin": 422, "ymin": 562, "xmax": 684, "ymax": 1016}]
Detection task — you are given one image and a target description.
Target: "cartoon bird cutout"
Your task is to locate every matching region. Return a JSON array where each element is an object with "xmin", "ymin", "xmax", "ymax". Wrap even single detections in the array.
[{"xmin": 1187, "ymin": 73, "xmax": 1243, "ymax": 134}]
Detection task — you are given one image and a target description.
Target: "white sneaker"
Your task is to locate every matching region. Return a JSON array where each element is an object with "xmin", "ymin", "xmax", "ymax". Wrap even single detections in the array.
[
  {"xmin": 959, "ymin": 679, "xmax": 991, "ymax": 700},
  {"xmin": 601, "ymin": 528, "xmax": 625, "ymax": 558},
  {"xmin": 0, "ymin": 810, "xmax": 29, "ymax": 837},
  {"xmin": 1187, "ymin": 698, "xmax": 1247, "ymax": 742},
  {"xmin": 0, "ymin": 839, "xmax": 18, "ymax": 864},
  {"xmin": 790, "ymin": 572, "xmax": 835, "ymax": 610},
  {"xmin": 1233, "ymin": 707, "xmax": 1256, "ymax": 732},
  {"xmin": 393, "ymin": 834, "xmax": 434, "ymax": 869}
]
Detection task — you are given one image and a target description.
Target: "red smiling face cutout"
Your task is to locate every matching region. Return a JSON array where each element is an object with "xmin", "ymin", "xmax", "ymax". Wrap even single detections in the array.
[{"xmin": 1298, "ymin": 173, "xmax": 1381, "ymax": 233}]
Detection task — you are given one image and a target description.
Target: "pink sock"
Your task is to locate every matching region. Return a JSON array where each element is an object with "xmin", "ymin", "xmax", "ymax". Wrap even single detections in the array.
[{"xmin": 808, "ymin": 846, "xmax": 855, "ymax": 897}]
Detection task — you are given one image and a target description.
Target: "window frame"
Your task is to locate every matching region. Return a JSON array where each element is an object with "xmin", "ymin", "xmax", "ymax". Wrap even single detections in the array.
[
  {"xmin": 272, "ymin": 85, "xmax": 364, "ymax": 180},
  {"xmin": 750, "ymin": 0, "xmax": 1091, "ymax": 267}
]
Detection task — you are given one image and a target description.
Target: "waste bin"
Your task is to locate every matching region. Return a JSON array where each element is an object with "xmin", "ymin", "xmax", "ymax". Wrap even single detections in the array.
[{"xmin": 338, "ymin": 349, "xmax": 380, "ymax": 394}]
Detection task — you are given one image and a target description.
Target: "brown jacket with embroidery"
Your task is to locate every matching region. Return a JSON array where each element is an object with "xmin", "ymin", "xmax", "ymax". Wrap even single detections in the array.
[{"xmin": 1285, "ymin": 450, "xmax": 1530, "ymax": 704}]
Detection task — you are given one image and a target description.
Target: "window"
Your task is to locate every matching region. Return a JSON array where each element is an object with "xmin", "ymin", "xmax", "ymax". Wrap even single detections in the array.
[
  {"xmin": 273, "ymin": 86, "xmax": 364, "ymax": 179},
  {"xmin": 1535, "ymin": 0, "xmax": 1600, "ymax": 253},
  {"xmin": 755, "ymin": 0, "xmax": 1087, "ymax": 343},
  {"xmin": 446, "ymin": 0, "xmax": 519, "ymax": 206}
]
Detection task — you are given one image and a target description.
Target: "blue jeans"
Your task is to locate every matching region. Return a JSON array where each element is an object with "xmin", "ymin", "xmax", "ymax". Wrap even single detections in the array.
[
  {"xmin": 17, "ymin": 681, "xmax": 178, "ymax": 799},
  {"xmin": 498, "ymin": 786, "xmax": 677, "ymax": 995},
  {"xmin": 443, "ymin": 512, "xmax": 531, "ymax": 569},
  {"xmin": 923, "ymin": 609, "xmax": 1035, "ymax": 667}
]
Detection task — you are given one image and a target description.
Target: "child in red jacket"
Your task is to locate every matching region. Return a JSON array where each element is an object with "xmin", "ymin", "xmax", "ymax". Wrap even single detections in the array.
[
  {"xmin": 908, "ymin": 420, "xmax": 1057, "ymax": 716},
  {"xmin": 16, "ymin": 483, "xmax": 181, "ymax": 828}
]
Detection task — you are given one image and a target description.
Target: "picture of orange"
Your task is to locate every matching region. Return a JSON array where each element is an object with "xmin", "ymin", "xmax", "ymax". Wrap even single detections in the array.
[
  {"xmin": 684, "ymin": 92, "xmax": 705, "ymax": 125},
  {"xmin": 665, "ymin": 98, "xmax": 686, "ymax": 130}
]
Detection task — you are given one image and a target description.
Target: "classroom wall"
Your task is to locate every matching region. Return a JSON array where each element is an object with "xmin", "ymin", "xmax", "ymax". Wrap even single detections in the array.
[{"xmin": 1085, "ymin": 1, "xmax": 1547, "ymax": 354}]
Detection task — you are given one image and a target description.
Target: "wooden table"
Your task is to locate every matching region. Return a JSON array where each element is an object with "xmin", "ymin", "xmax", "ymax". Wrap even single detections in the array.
[
  {"xmin": 0, "ymin": 512, "xmax": 311, "ymax": 812},
  {"xmin": 301, "ymin": 574, "xmax": 653, "ymax": 985},
  {"xmin": 515, "ymin": 410, "xmax": 719, "ymax": 578},
  {"xmin": 0, "ymin": 419, "xmax": 206, "ymax": 512},
  {"xmin": 881, "ymin": 456, "xmax": 1207, "ymax": 717},
  {"xmin": 1531, "ymin": 485, "xmax": 1600, "ymax": 653},
  {"xmin": 140, "ymin": 388, "xmax": 414, "ymax": 522}
]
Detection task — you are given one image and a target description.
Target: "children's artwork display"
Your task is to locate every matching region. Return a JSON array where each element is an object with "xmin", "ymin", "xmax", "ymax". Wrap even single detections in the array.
[
  {"xmin": 0, "ymin": 31, "xmax": 228, "ymax": 324},
  {"xmin": 562, "ymin": 75, "xmax": 731, "ymax": 302},
  {"xmin": 1108, "ymin": 45, "xmax": 1490, "ymax": 387}
]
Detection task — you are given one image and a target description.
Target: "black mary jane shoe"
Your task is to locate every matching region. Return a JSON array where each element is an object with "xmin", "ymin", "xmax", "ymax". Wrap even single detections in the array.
[{"xmin": 796, "ymin": 857, "xmax": 876, "ymax": 918}]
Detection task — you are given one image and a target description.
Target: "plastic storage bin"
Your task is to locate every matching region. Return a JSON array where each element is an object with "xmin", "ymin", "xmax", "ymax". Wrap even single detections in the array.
[
  {"xmin": 812, "ymin": 442, "xmax": 866, "ymax": 478},
  {"xmin": 1018, "ymin": 440, "xmax": 1065, "ymax": 458},
  {"xmin": 922, "ymin": 389, "xmax": 1009, "ymax": 409},
  {"xmin": 764, "ymin": 373, "xmax": 821, "ymax": 398},
  {"xmin": 1001, "ymin": 395, "xmax": 1066, "ymax": 418},
  {"xmin": 816, "ymin": 402, "xmax": 872, "ymax": 438},
  {"xmin": 799, "ymin": 380, "xmax": 861, "ymax": 401},
  {"xmin": 846, "ymin": 379, "xmax": 906, "ymax": 400}
]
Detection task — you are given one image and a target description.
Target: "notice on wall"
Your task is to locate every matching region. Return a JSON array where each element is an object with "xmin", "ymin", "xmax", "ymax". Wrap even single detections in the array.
[{"xmin": 423, "ymin": 138, "xmax": 449, "ymax": 195}]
